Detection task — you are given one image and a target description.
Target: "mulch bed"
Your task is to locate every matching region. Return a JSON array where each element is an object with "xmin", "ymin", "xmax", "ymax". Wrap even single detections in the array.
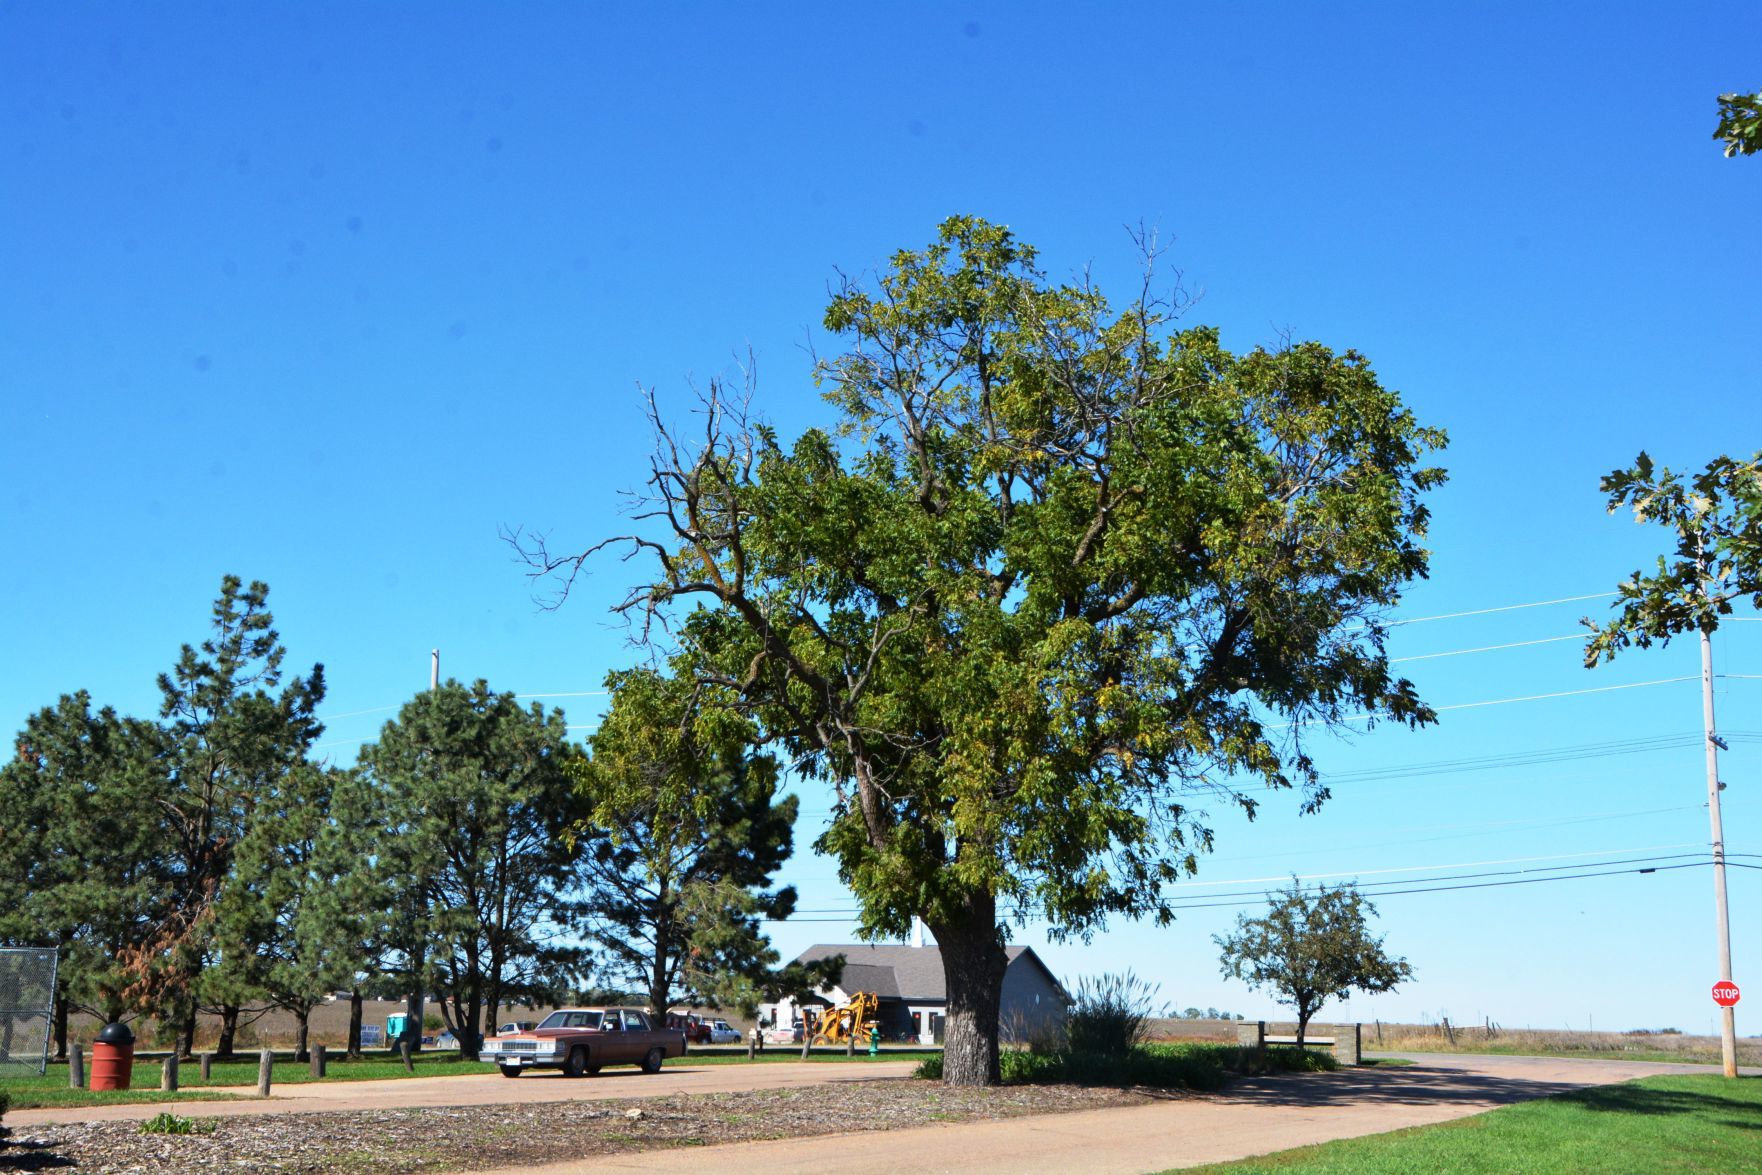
[{"xmin": 0, "ymin": 1080, "xmax": 1155, "ymax": 1173}]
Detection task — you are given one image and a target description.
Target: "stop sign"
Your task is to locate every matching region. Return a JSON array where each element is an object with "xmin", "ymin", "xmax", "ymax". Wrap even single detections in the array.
[{"xmin": 1713, "ymin": 981, "xmax": 1741, "ymax": 1007}]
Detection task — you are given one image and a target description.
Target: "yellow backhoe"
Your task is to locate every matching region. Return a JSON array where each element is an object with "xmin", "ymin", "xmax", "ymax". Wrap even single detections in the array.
[{"xmin": 809, "ymin": 991, "xmax": 880, "ymax": 1046}]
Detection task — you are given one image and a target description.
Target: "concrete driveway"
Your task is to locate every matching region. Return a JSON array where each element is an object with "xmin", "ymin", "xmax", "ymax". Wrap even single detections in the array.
[{"xmin": 472, "ymin": 1052, "xmax": 1759, "ymax": 1175}]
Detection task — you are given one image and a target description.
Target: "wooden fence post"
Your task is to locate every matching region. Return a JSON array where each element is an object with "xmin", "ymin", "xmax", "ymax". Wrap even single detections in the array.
[
  {"xmin": 200, "ymin": 1052, "xmax": 213, "ymax": 1081},
  {"xmin": 311, "ymin": 1044, "xmax": 326, "ymax": 1079},
  {"xmin": 69, "ymin": 1043, "xmax": 84, "ymax": 1089},
  {"xmin": 161, "ymin": 1053, "xmax": 179, "ymax": 1091},
  {"xmin": 400, "ymin": 1039, "xmax": 414, "ymax": 1073},
  {"xmin": 257, "ymin": 1049, "xmax": 273, "ymax": 1097}
]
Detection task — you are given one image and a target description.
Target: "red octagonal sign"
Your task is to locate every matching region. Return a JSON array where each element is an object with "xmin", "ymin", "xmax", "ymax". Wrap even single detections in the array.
[{"xmin": 1713, "ymin": 981, "xmax": 1741, "ymax": 1007}]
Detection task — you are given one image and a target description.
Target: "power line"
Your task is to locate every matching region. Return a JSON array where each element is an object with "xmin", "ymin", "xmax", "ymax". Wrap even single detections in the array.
[
  {"xmin": 1270, "ymin": 676, "xmax": 1703, "ymax": 730},
  {"xmin": 1433, "ymin": 676, "xmax": 1704, "ymax": 714},
  {"xmin": 764, "ymin": 859, "xmax": 1717, "ymax": 922},
  {"xmin": 767, "ymin": 847, "xmax": 1716, "ymax": 920},
  {"xmin": 1321, "ymin": 731, "xmax": 1705, "ymax": 784},
  {"xmin": 1390, "ymin": 633, "xmax": 1585, "ymax": 663},
  {"xmin": 1389, "ymin": 592, "xmax": 1616, "ymax": 626}
]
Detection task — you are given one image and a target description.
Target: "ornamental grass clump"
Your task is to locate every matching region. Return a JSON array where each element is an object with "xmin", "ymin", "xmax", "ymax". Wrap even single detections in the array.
[{"xmin": 1065, "ymin": 971, "xmax": 1161, "ymax": 1059}]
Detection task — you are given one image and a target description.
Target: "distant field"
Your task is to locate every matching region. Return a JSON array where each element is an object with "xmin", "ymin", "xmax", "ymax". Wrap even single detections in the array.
[
  {"xmin": 1175, "ymin": 1074, "xmax": 1762, "ymax": 1174},
  {"xmin": 1364, "ymin": 1022, "xmax": 1762, "ymax": 1067},
  {"xmin": 1150, "ymin": 1017, "xmax": 1762, "ymax": 1067}
]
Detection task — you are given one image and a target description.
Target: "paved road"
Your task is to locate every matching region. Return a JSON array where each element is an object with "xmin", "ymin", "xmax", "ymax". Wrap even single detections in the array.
[
  {"xmin": 475, "ymin": 1052, "xmax": 1758, "ymax": 1175},
  {"xmin": 7, "ymin": 1060, "xmax": 922, "ymax": 1127}
]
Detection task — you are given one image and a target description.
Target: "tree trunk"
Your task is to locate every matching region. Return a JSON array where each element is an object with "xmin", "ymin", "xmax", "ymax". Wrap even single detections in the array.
[
  {"xmin": 649, "ymin": 924, "xmax": 672, "ymax": 1024},
  {"xmin": 405, "ymin": 941, "xmax": 425, "ymax": 1055},
  {"xmin": 930, "ymin": 894, "xmax": 1007, "ymax": 1087},
  {"xmin": 1295, "ymin": 1004, "xmax": 1312, "ymax": 1050},
  {"xmin": 294, "ymin": 1007, "xmax": 310, "ymax": 1062},
  {"xmin": 347, "ymin": 989, "xmax": 363, "ymax": 1059},
  {"xmin": 216, "ymin": 1004, "xmax": 241, "ymax": 1057},
  {"xmin": 179, "ymin": 1001, "xmax": 198, "ymax": 1060},
  {"xmin": 462, "ymin": 989, "xmax": 482, "ymax": 1061}
]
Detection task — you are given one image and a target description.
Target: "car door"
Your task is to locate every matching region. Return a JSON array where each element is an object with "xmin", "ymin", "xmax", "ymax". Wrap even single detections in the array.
[
  {"xmin": 622, "ymin": 1009, "xmax": 669, "ymax": 1059},
  {"xmin": 593, "ymin": 1009, "xmax": 632, "ymax": 1062}
]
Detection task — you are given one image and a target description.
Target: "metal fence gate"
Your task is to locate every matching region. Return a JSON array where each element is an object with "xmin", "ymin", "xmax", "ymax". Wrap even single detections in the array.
[{"xmin": 0, "ymin": 948, "xmax": 58, "ymax": 1075}]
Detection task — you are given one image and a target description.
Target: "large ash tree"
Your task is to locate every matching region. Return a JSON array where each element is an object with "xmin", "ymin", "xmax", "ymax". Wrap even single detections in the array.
[{"xmin": 522, "ymin": 217, "xmax": 1446, "ymax": 1085}]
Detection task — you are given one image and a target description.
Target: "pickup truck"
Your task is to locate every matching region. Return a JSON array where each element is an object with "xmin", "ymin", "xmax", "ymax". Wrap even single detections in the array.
[{"xmin": 482, "ymin": 1007, "xmax": 687, "ymax": 1078}]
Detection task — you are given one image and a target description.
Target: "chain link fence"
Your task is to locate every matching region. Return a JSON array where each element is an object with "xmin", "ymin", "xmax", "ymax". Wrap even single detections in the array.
[{"xmin": 0, "ymin": 948, "xmax": 58, "ymax": 1075}]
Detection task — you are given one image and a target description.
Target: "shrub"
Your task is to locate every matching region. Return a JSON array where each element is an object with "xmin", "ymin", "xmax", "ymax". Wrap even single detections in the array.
[
  {"xmin": 916, "ymin": 1040, "xmax": 1336, "ymax": 1088},
  {"xmin": 1065, "ymin": 971, "xmax": 1163, "ymax": 1058}
]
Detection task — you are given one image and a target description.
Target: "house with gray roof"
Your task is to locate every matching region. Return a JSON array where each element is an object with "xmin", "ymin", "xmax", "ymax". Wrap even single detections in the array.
[{"xmin": 762, "ymin": 941, "xmax": 1068, "ymax": 1045}]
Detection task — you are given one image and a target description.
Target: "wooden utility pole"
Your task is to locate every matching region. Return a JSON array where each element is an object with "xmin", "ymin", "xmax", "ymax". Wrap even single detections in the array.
[{"xmin": 1701, "ymin": 630, "xmax": 1738, "ymax": 1079}]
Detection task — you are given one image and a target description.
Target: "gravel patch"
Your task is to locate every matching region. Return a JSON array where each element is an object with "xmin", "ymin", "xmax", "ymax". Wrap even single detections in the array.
[{"xmin": 0, "ymin": 1080, "xmax": 1156, "ymax": 1173}]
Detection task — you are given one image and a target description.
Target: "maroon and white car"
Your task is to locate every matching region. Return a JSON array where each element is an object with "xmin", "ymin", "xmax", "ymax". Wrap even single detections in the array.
[{"xmin": 483, "ymin": 1007, "xmax": 687, "ymax": 1078}]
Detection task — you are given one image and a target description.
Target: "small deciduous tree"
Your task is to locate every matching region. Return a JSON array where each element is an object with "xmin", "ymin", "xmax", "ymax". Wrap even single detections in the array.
[
  {"xmin": 573, "ymin": 668, "xmax": 803, "ymax": 1019},
  {"xmin": 1215, "ymin": 880, "xmax": 1411, "ymax": 1047}
]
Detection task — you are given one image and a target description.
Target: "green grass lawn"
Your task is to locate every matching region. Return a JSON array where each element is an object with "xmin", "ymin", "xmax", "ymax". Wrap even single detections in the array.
[
  {"xmin": 1177, "ymin": 1075, "xmax": 1762, "ymax": 1175},
  {"xmin": 0, "ymin": 1046, "xmax": 936, "ymax": 1110}
]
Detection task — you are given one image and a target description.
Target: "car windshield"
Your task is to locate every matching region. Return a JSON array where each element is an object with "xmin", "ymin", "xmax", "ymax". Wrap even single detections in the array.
[{"xmin": 539, "ymin": 1010, "xmax": 602, "ymax": 1030}]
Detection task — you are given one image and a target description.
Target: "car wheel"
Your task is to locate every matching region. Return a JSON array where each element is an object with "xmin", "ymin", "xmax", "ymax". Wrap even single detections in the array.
[
  {"xmin": 563, "ymin": 1046, "xmax": 589, "ymax": 1078},
  {"xmin": 498, "ymin": 1064, "xmax": 522, "ymax": 1078},
  {"xmin": 641, "ymin": 1047, "xmax": 664, "ymax": 1074}
]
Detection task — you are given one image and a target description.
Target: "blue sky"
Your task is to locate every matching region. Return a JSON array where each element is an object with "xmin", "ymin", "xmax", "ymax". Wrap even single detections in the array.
[{"xmin": 4, "ymin": 2, "xmax": 1759, "ymax": 1032}]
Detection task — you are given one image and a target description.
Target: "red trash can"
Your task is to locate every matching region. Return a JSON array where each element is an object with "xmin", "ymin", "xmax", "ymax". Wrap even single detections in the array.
[{"xmin": 90, "ymin": 1021, "xmax": 135, "ymax": 1091}]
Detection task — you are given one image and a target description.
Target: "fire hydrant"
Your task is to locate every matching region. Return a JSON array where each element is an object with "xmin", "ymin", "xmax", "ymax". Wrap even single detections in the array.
[
  {"xmin": 90, "ymin": 1021, "xmax": 135, "ymax": 1091},
  {"xmin": 868, "ymin": 1023, "xmax": 880, "ymax": 1057}
]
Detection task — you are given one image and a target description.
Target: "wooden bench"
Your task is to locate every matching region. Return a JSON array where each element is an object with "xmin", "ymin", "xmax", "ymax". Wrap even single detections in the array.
[{"xmin": 1236, "ymin": 1021, "xmax": 1361, "ymax": 1065}]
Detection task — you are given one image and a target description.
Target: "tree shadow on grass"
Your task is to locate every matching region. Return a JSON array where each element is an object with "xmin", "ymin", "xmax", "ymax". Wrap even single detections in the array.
[
  {"xmin": 1564, "ymin": 1080, "xmax": 1762, "ymax": 1121},
  {"xmin": 1218, "ymin": 1066, "xmax": 1762, "ymax": 1120},
  {"xmin": 1215, "ymin": 1064, "xmax": 1590, "ymax": 1110}
]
